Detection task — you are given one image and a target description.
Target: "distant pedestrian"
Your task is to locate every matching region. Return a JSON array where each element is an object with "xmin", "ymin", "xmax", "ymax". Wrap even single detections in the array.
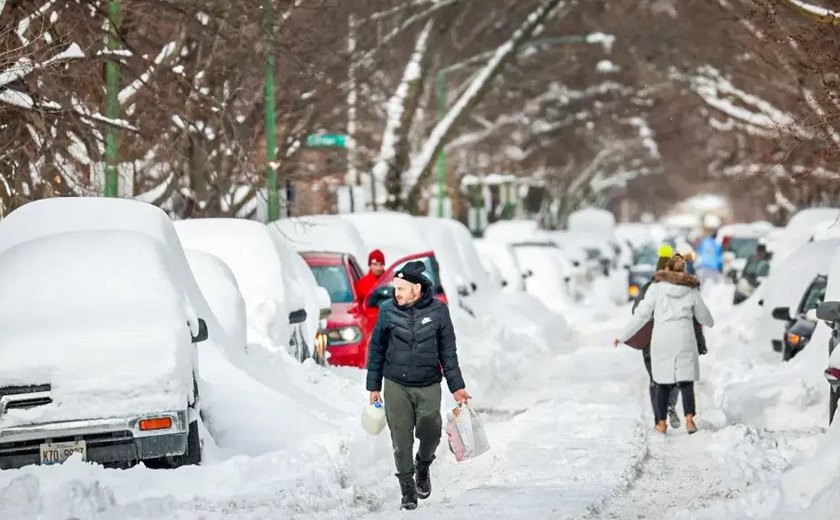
[
  {"xmin": 696, "ymin": 230, "xmax": 723, "ymax": 285},
  {"xmin": 355, "ymin": 249, "xmax": 386, "ymax": 302},
  {"xmin": 615, "ymin": 254, "xmax": 715, "ymax": 434},
  {"xmin": 366, "ymin": 261, "xmax": 471, "ymax": 510}
]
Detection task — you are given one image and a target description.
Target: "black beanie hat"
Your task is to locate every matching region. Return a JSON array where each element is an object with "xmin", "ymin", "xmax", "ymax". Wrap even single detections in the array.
[{"xmin": 395, "ymin": 261, "xmax": 430, "ymax": 286}]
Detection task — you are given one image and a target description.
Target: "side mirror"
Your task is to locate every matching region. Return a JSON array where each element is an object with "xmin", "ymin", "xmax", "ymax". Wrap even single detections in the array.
[
  {"xmin": 288, "ymin": 309, "xmax": 308, "ymax": 325},
  {"xmin": 367, "ymin": 286, "xmax": 394, "ymax": 308},
  {"xmin": 192, "ymin": 318, "xmax": 209, "ymax": 343},
  {"xmin": 572, "ymin": 260, "xmax": 581, "ymax": 268},
  {"xmin": 771, "ymin": 307, "xmax": 792, "ymax": 321},
  {"xmin": 500, "ymin": 279, "xmax": 508, "ymax": 288},
  {"xmin": 471, "ymin": 282, "xmax": 477, "ymax": 292},
  {"xmin": 817, "ymin": 301, "xmax": 840, "ymax": 323},
  {"xmin": 457, "ymin": 284, "xmax": 470, "ymax": 297},
  {"xmin": 623, "ymin": 264, "xmax": 631, "ymax": 271}
]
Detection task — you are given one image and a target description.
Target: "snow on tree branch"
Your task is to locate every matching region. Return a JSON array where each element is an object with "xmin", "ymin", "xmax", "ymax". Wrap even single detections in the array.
[
  {"xmin": 371, "ymin": 19, "xmax": 434, "ymax": 204},
  {"xmin": 403, "ymin": 0, "xmax": 564, "ymax": 196},
  {"xmin": 118, "ymin": 42, "xmax": 177, "ymax": 105},
  {"xmin": 780, "ymin": 0, "xmax": 840, "ymax": 24}
]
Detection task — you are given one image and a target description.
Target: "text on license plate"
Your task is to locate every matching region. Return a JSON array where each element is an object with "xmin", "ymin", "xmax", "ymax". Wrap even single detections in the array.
[{"xmin": 39, "ymin": 440, "xmax": 87, "ymax": 465}]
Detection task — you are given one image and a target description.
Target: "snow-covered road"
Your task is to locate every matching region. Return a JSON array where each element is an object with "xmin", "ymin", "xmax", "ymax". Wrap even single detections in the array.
[{"xmin": 0, "ymin": 283, "xmax": 833, "ymax": 520}]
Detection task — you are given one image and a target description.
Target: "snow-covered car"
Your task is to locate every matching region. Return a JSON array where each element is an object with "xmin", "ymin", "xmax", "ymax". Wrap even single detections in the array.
[
  {"xmin": 718, "ymin": 222, "xmax": 773, "ymax": 281},
  {"xmin": 756, "ymin": 238, "xmax": 840, "ymax": 354},
  {"xmin": 174, "ymin": 219, "xmax": 311, "ymax": 361},
  {"xmin": 771, "ymin": 274, "xmax": 826, "ymax": 361},
  {"xmin": 473, "ymin": 238, "xmax": 527, "ymax": 291},
  {"xmin": 768, "ymin": 208, "xmax": 840, "ymax": 268},
  {"xmin": 0, "ymin": 197, "xmax": 246, "ymax": 470},
  {"xmin": 509, "ymin": 240, "xmax": 576, "ymax": 310},
  {"xmin": 0, "ymin": 232, "xmax": 206, "ymax": 470}
]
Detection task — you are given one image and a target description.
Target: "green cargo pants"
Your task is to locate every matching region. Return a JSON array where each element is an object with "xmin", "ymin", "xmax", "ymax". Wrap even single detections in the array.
[{"xmin": 383, "ymin": 379, "xmax": 443, "ymax": 477}]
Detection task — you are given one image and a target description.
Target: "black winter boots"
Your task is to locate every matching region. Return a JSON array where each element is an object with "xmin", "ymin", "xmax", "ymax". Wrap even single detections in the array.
[
  {"xmin": 398, "ymin": 475, "xmax": 418, "ymax": 510},
  {"xmin": 415, "ymin": 457, "xmax": 433, "ymax": 499}
]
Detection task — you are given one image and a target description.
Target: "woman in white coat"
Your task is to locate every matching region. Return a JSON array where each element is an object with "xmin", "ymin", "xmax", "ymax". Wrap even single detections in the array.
[{"xmin": 614, "ymin": 255, "xmax": 714, "ymax": 434}]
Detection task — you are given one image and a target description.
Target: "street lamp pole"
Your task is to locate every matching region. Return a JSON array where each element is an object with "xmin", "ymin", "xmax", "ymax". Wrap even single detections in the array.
[
  {"xmin": 104, "ymin": 0, "xmax": 121, "ymax": 197},
  {"xmin": 263, "ymin": 0, "xmax": 279, "ymax": 222}
]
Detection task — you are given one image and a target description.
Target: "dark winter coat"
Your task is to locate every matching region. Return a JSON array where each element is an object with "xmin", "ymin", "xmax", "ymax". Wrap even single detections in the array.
[{"xmin": 366, "ymin": 285, "xmax": 465, "ymax": 394}]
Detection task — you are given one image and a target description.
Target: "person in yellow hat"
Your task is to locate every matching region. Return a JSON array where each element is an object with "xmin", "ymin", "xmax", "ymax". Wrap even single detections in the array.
[{"xmin": 632, "ymin": 244, "xmax": 681, "ymax": 429}]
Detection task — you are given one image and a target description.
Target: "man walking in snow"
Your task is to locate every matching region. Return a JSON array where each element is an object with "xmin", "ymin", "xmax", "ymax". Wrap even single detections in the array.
[
  {"xmin": 355, "ymin": 249, "xmax": 386, "ymax": 302},
  {"xmin": 366, "ymin": 261, "xmax": 470, "ymax": 510}
]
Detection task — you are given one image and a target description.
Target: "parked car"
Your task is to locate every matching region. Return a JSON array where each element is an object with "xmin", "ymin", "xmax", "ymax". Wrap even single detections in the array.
[
  {"xmin": 818, "ymin": 301, "xmax": 840, "ymax": 423},
  {"xmin": 0, "ymin": 199, "xmax": 213, "ymax": 469},
  {"xmin": 627, "ymin": 245, "xmax": 659, "ymax": 301},
  {"xmin": 772, "ymin": 274, "xmax": 826, "ymax": 361},
  {"xmin": 301, "ymin": 251, "xmax": 371, "ymax": 368},
  {"xmin": 174, "ymin": 219, "xmax": 311, "ymax": 361},
  {"xmin": 719, "ymin": 223, "xmax": 770, "ymax": 281},
  {"xmin": 734, "ymin": 250, "xmax": 772, "ymax": 304}
]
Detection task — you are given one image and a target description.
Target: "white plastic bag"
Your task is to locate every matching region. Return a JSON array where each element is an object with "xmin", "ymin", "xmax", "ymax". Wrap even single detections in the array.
[{"xmin": 445, "ymin": 403, "xmax": 490, "ymax": 462}]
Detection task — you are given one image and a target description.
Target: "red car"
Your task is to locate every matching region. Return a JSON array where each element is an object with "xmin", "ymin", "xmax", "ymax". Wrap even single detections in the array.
[{"xmin": 302, "ymin": 251, "xmax": 446, "ymax": 368}]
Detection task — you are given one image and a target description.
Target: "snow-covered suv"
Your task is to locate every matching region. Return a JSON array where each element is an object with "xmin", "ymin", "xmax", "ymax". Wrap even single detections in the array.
[
  {"xmin": 0, "ymin": 197, "xmax": 230, "ymax": 469},
  {"xmin": 0, "ymin": 231, "xmax": 206, "ymax": 469}
]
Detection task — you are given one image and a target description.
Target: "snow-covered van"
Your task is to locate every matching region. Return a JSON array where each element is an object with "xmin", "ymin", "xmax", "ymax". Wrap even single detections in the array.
[{"xmin": 0, "ymin": 230, "xmax": 206, "ymax": 468}]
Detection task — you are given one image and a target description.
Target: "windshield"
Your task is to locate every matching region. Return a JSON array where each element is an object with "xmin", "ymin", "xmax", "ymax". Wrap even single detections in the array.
[
  {"xmin": 800, "ymin": 276, "xmax": 828, "ymax": 314},
  {"xmin": 309, "ymin": 265, "xmax": 354, "ymax": 303},
  {"xmin": 633, "ymin": 246, "xmax": 658, "ymax": 266},
  {"xmin": 728, "ymin": 238, "xmax": 759, "ymax": 259}
]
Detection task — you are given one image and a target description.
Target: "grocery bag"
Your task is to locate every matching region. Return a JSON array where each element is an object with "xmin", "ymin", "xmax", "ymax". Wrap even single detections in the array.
[{"xmin": 445, "ymin": 403, "xmax": 490, "ymax": 462}]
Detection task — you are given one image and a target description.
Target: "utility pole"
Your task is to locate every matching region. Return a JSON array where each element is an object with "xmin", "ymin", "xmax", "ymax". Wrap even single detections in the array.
[
  {"xmin": 104, "ymin": 0, "xmax": 121, "ymax": 197},
  {"xmin": 436, "ymin": 70, "xmax": 447, "ymax": 217},
  {"xmin": 263, "ymin": 0, "xmax": 280, "ymax": 222}
]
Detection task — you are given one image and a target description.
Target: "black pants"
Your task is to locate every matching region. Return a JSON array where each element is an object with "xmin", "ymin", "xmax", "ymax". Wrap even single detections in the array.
[
  {"xmin": 655, "ymin": 382, "xmax": 695, "ymax": 422},
  {"xmin": 643, "ymin": 348, "xmax": 678, "ymax": 421}
]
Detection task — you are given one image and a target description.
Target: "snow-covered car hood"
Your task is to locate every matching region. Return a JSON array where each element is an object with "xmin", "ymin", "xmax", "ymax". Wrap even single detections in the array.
[{"xmin": 0, "ymin": 232, "xmax": 195, "ymax": 427}]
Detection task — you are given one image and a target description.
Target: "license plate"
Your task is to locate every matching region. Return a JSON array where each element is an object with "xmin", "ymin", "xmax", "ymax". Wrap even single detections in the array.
[{"xmin": 39, "ymin": 440, "xmax": 87, "ymax": 465}]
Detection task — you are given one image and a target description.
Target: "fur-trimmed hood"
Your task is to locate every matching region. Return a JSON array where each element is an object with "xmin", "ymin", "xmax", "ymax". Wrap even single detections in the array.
[{"xmin": 653, "ymin": 270, "xmax": 700, "ymax": 289}]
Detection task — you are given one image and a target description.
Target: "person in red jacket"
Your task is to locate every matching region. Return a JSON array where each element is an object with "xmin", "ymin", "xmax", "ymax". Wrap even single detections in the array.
[{"xmin": 356, "ymin": 249, "xmax": 386, "ymax": 301}]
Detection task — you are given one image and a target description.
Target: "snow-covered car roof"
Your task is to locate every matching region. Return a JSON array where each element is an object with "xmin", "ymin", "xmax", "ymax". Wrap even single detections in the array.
[
  {"xmin": 269, "ymin": 216, "xmax": 368, "ymax": 266},
  {"xmin": 0, "ymin": 197, "xmax": 231, "ymax": 351},
  {"xmin": 567, "ymin": 208, "xmax": 616, "ymax": 237},
  {"xmin": 438, "ymin": 218, "xmax": 495, "ymax": 292},
  {"xmin": 0, "ymin": 231, "xmax": 195, "ymax": 422},
  {"xmin": 718, "ymin": 222, "xmax": 774, "ymax": 240},
  {"xmin": 483, "ymin": 220, "xmax": 539, "ymax": 243},
  {"xmin": 770, "ymin": 208, "xmax": 840, "ymax": 267},
  {"xmin": 338, "ymin": 212, "xmax": 431, "ymax": 264},
  {"xmin": 614, "ymin": 222, "xmax": 668, "ymax": 249}
]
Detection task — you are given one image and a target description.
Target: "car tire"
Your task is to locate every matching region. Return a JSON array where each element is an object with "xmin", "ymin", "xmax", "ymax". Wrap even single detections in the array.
[{"xmin": 782, "ymin": 344, "xmax": 794, "ymax": 362}]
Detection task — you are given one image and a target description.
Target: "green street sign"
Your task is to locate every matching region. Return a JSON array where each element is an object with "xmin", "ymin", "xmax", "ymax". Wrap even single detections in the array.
[{"xmin": 306, "ymin": 133, "xmax": 347, "ymax": 148}]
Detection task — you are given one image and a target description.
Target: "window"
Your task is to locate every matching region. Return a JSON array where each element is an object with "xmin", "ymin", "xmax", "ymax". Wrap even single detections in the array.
[
  {"xmin": 310, "ymin": 265, "xmax": 354, "ymax": 303},
  {"xmin": 727, "ymin": 238, "xmax": 759, "ymax": 259},
  {"xmin": 800, "ymin": 276, "xmax": 828, "ymax": 314}
]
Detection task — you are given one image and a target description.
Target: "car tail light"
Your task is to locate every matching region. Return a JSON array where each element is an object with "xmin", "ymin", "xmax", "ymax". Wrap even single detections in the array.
[
  {"xmin": 825, "ymin": 367, "xmax": 840, "ymax": 380},
  {"xmin": 786, "ymin": 333, "xmax": 802, "ymax": 346},
  {"xmin": 628, "ymin": 285, "xmax": 640, "ymax": 298},
  {"xmin": 722, "ymin": 235, "xmax": 731, "ymax": 249},
  {"xmin": 140, "ymin": 417, "xmax": 173, "ymax": 431}
]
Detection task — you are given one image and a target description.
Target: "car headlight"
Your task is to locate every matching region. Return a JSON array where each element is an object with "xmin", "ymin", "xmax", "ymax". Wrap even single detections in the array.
[
  {"xmin": 327, "ymin": 326, "xmax": 362, "ymax": 346},
  {"xmin": 628, "ymin": 285, "xmax": 640, "ymax": 298}
]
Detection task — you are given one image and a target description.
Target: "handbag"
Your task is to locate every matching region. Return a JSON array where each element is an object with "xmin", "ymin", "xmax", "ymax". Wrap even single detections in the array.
[{"xmin": 624, "ymin": 320, "xmax": 653, "ymax": 350}]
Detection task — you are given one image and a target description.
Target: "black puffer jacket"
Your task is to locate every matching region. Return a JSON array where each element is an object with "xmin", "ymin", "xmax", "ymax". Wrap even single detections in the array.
[{"xmin": 366, "ymin": 285, "xmax": 465, "ymax": 393}]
